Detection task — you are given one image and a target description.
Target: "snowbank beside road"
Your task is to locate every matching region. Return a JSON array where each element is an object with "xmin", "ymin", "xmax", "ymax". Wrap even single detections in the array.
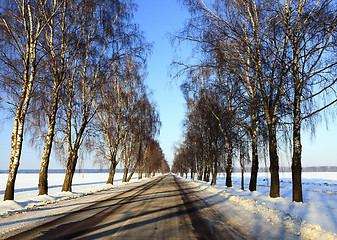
[
  {"xmin": 0, "ymin": 173, "xmax": 145, "ymax": 216},
  {"xmin": 178, "ymin": 172, "xmax": 337, "ymax": 240},
  {"xmin": 0, "ymin": 172, "xmax": 148, "ymax": 239}
]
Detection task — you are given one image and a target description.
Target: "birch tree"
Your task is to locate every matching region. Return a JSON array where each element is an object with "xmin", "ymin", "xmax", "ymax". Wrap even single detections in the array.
[
  {"xmin": 0, "ymin": 0, "xmax": 57, "ymax": 200},
  {"xmin": 32, "ymin": 0, "xmax": 74, "ymax": 196},
  {"xmin": 178, "ymin": 0, "xmax": 337, "ymax": 202},
  {"xmin": 143, "ymin": 140, "xmax": 165, "ymax": 178},
  {"xmin": 177, "ymin": 0, "xmax": 288, "ymax": 197},
  {"xmin": 277, "ymin": 0, "xmax": 337, "ymax": 202},
  {"xmin": 60, "ymin": 0, "xmax": 130, "ymax": 192},
  {"xmin": 126, "ymin": 95, "xmax": 160, "ymax": 182},
  {"xmin": 92, "ymin": 61, "xmax": 127, "ymax": 185}
]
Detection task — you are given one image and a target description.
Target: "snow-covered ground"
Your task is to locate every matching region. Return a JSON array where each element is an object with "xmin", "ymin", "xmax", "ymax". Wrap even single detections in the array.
[
  {"xmin": 0, "ymin": 172, "xmax": 140, "ymax": 214},
  {"xmin": 179, "ymin": 172, "xmax": 337, "ymax": 240},
  {"xmin": 0, "ymin": 172, "xmax": 148, "ymax": 238},
  {"xmin": 0, "ymin": 171, "xmax": 336, "ymax": 239}
]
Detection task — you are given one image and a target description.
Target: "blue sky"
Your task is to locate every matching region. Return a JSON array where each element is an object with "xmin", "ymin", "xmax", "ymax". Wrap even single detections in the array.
[
  {"xmin": 0, "ymin": 0, "xmax": 336, "ymax": 170},
  {"xmin": 133, "ymin": 0, "xmax": 188, "ymax": 166}
]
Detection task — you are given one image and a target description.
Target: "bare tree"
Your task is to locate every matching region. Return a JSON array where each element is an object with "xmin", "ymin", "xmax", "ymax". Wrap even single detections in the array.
[
  {"xmin": 92, "ymin": 61, "xmax": 128, "ymax": 185},
  {"xmin": 277, "ymin": 0, "xmax": 337, "ymax": 202},
  {"xmin": 92, "ymin": 54, "xmax": 158, "ymax": 184},
  {"xmin": 0, "ymin": 0, "xmax": 58, "ymax": 200},
  {"xmin": 177, "ymin": 0, "xmax": 337, "ymax": 202},
  {"xmin": 176, "ymin": 0, "xmax": 287, "ymax": 197},
  {"xmin": 177, "ymin": 83, "xmax": 230, "ymax": 186},
  {"xmin": 32, "ymin": 0, "xmax": 77, "ymax": 196},
  {"xmin": 143, "ymin": 140, "xmax": 164, "ymax": 178},
  {"xmin": 161, "ymin": 159, "xmax": 170, "ymax": 174},
  {"xmin": 126, "ymin": 95, "xmax": 160, "ymax": 182},
  {"xmin": 60, "ymin": 0, "xmax": 128, "ymax": 192}
]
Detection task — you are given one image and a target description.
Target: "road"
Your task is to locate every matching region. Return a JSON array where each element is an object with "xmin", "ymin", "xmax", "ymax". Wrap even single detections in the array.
[{"xmin": 7, "ymin": 174, "xmax": 245, "ymax": 240}]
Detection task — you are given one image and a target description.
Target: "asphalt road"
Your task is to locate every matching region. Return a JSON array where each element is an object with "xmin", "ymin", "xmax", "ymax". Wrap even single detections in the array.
[{"xmin": 7, "ymin": 174, "xmax": 244, "ymax": 240}]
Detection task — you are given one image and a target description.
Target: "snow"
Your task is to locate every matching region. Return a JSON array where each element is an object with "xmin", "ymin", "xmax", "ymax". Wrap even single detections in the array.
[
  {"xmin": 0, "ymin": 172, "xmax": 147, "ymax": 239},
  {"xmin": 0, "ymin": 171, "xmax": 337, "ymax": 239},
  {"xmin": 178, "ymin": 172, "xmax": 337, "ymax": 240},
  {"xmin": 0, "ymin": 172, "xmax": 130, "ymax": 214}
]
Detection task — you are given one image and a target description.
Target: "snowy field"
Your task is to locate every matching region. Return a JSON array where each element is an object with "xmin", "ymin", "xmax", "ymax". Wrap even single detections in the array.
[
  {"xmin": 0, "ymin": 171, "xmax": 336, "ymax": 239},
  {"xmin": 0, "ymin": 172, "xmax": 140, "ymax": 213}
]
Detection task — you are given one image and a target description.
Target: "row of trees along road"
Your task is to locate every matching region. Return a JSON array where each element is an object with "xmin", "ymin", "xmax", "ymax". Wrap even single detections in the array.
[
  {"xmin": 0, "ymin": 0, "xmax": 169, "ymax": 201},
  {"xmin": 171, "ymin": 0, "xmax": 337, "ymax": 202}
]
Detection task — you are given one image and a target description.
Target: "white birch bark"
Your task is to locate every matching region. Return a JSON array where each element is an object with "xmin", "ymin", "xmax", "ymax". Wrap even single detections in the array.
[{"xmin": 3, "ymin": 0, "xmax": 41, "ymax": 200}]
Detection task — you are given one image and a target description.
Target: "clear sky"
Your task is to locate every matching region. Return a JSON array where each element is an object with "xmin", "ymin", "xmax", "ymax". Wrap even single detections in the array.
[
  {"xmin": 0, "ymin": 0, "xmax": 336, "ymax": 170},
  {"xmin": 132, "ymin": 0, "xmax": 188, "ymax": 167}
]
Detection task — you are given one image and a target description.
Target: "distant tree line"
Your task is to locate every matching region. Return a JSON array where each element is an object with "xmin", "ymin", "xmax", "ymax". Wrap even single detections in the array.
[
  {"xmin": 0, "ymin": 0, "xmax": 169, "ymax": 201},
  {"xmin": 296, "ymin": 166, "xmax": 337, "ymax": 172},
  {"xmin": 171, "ymin": 0, "xmax": 337, "ymax": 202},
  {"xmin": 232, "ymin": 166, "xmax": 337, "ymax": 173}
]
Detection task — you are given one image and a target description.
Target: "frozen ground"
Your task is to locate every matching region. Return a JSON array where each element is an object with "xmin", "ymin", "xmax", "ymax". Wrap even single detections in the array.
[{"xmin": 0, "ymin": 171, "xmax": 336, "ymax": 239}]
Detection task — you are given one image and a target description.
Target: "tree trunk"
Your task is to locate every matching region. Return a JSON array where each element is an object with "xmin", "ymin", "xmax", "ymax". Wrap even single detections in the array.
[
  {"xmin": 62, "ymin": 125, "xmax": 87, "ymax": 192},
  {"xmin": 127, "ymin": 161, "xmax": 138, "ymax": 182},
  {"xmin": 197, "ymin": 159, "xmax": 203, "ymax": 180},
  {"xmin": 4, "ymin": 52, "xmax": 36, "ymax": 200},
  {"xmin": 211, "ymin": 157, "xmax": 217, "ymax": 186},
  {"xmin": 203, "ymin": 165, "xmax": 209, "ymax": 182},
  {"xmin": 225, "ymin": 161, "xmax": 232, "ymax": 187},
  {"xmin": 239, "ymin": 144, "xmax": 245, "ymax": 190},
  {"xmin": 38, "ymin": 162, "xmax": 49, "ymax": 196},
  {"xmin": 106, "ymin": 161, "xmax": 116, "ymax": 185},
  {"xmin": 292, "ymin": 117, "xmax": 303, "ymax": 202},
  {"xmin": 127, "ymin": 140, "xmax": 142, "ymax": 182},
  {"xmin": 127, "ymin": 164, "xmax": 136, "ymax": 182},
  {"xmin": 190, "ymin": 170, "xmax": 194, "ymax": 180},
  {"xmin": 106, "ymin": 143, "xmax": 118, "ymax": 184},
  {"xmin": 211, "ymin": 170, "xmax": 217, "ymax": 185},
  {"xmin": 4, "ymin": 114, "xmax": 25, "ymax": 200},
  {"xmin": 249, "ymin": 116, "xmax": 258, "ymax": 191},
  {"xmin": 249, "ymin": 107, "xmax": 259, "ymax": 191},
  {"xmin": 226, "ymin": 143, "xmax": 233, "ymax": 187},
  {"xmin": 268, "ymin": 123, "xmax": 280, "ymax": 198},
  {"xmin": 62, "ymin": 112, "xmax": 87, "ymax": 192},
  {"xmin": 122, "ymin": 136, "xmax": 133, "ymax": 182},
  {"xmin": 4, "ymin": 22, "xmax": 38, "ymax": 200},
  {"xmin": 138, "ymin": 165, "xmax": 143, "ymax": 179},
  {"xmin": 292, "ymin": 85, "xmax": 303, "ymax": 202},
  {"xmin": 62, "ymin": 152, "xmax": 78, "ymax": 192},
  {"xmin": 122, "ymin": 155, "xmax": 129, "ymax": 182},
  {"xmin": 240, "ymin": 168, "xmax": 244, "ymax": 191},
  {"xmin": 2, "ymin": 0, "xmax": 44, "ymax": 201},
  {"xmin": 38, "ymin": 91, "xmax": 59, "ymax": 195},
  {"xmin": 122, "ymin": 161, "xmax": 128, "ymax": 182}
]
